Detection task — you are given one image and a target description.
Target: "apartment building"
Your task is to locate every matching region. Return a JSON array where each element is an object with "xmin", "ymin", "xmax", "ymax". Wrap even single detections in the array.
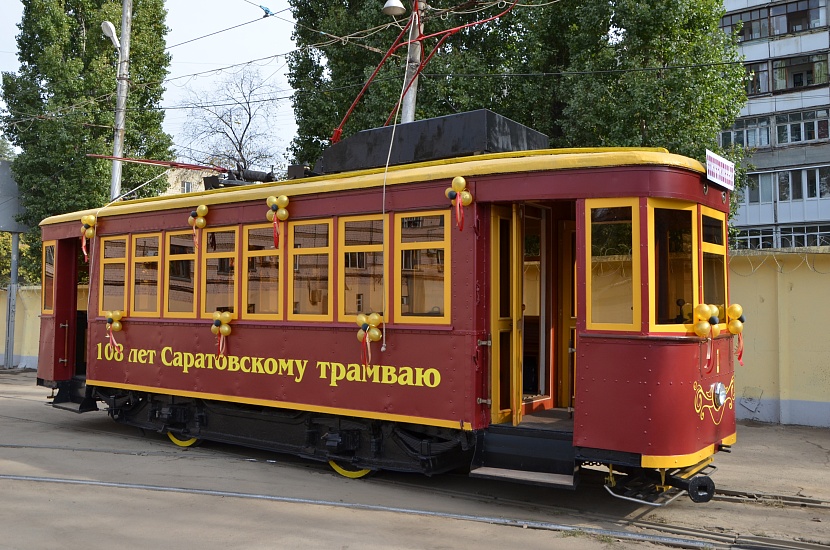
[{"xmin": 720, "ymin": 0, "xmax": 830, "ymax": 248}]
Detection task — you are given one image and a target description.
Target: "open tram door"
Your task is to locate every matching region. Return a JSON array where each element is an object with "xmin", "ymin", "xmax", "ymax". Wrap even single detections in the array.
[{"xmin": 489, "ymin": 205, "xmax": 524, "ymax": 426}]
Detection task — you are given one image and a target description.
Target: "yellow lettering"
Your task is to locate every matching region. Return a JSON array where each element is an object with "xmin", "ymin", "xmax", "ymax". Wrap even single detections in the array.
[
  {"xmin": 263, "ymin": 358, "xmax": 278, "ymax": 375},
  {"xmin": 397, "ymin": 366, "xmax": 415, "ymax": 386},
  {"xmin": 278, "ymin": 358, "xmax": 294, "ymax": 377},
  {"xmin": 239, "ymin": 356, "xmax": 250, "ymax": 373},
  {"xmin": 214, "ymin": 355, "xmax": 227, "ymax": 371},
  {"xmin": 346, "ymin": 363, "xmax": 363, "ymax": 382},
  {"xmin": 161, "ymin": 346, "xmax": 173, "ymax": 366},
  {"xmin": 329, "ymin": 362, "xmax": 345, "ymax": 386},
  {"xmin": 146, "ymin": 350, "xmax": 157, "ymax": 364},
  {"xmin": 294, "ymin": 360, "xmax": 307, "ymax": 382},
  {"xmin": 381, "ymin": 365, "xmax": 397, "ymax": 384},
  {"xmin": 422, "ymin": 368, "xmax": 440, "ymax": 388},
  {"xmin": 182, "ymin": 352, "xmax": 195, "ymax": 374},
  {"xmin": 365, "ymin": 364, "xmax": 380, "ymax": 383},
  {"xmin": 172, "ymin": 351, "xmax": 183, "ymax": 368},
  {"xmin": 316, "ymin": 361, "xmax": 330, "ymax": 379},
  {"xmin": 128, "ymin": 349, "xmax": 139, "ymax": 363},
  {"xmin": 227, "ymin": 355, "xmax": 240, "ymax": 372},
  {"xmin": 250, "ymin": 357, "xmax": 264, "ymax": 374},
  {"xmin": 194, "ymin": 353, "xmax": 206, "ymax": 370}
]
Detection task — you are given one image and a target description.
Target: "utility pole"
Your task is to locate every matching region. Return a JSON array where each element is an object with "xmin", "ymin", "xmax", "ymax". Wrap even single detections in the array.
[
  {"xmin": 3, "ymin": 233, "xmax": 19, "ymax": 370},
  {"xmin": 109, "ymin": 0, "xmax": 133, "ymax": 201},
  {"xmin": 400, "ymin": 1, "xmax": 426, "ymax": 123}
]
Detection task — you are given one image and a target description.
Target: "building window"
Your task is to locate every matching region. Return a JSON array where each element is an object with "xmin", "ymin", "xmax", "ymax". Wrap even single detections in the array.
[
  {"xmin": 202, "ymin": 228, "xmax": 237, "ymax": 317},
  {"xmin": 243, "ymin": 225, "xmax": 280, "ymax": 319},
  {"xmin": 781, "ymin": 225, "xmax": 830, "ymax": 247},
  {"xmin": 721, "ymin": 116, "xmax": 771, "ymax": 147},
  {"xmin": 772, "ymin": 55, "xmax": 829, "ymax": 92},
  {"xmin": 288, "ymin": 220, "xmax": 332, "ymax": 320},
  {"xmin": 181, "ymin": 181, "xmax": 194, "ymax": 194},
  {"xmin": 100, "ymin": 236, "xmax": 128, "ymax": 315},
  {"xmin": 746, "ymin": 173, "xmax": 774, "ymax": 204},
  {"xmin": 746, "ymin": 62, "xmax": 770, "ymax": 95},
  {"xmin": 722, "ymin": 1, "xmax": 826, "ymax": 41},
  {"xmin": 165, "ymin": 231, "xmax": 197, "ymax": 317},
  {"xmin": 775, "ymin": 109, "xmax": 829, "ymax": 145},
  {"xmin": 394, "ymin": 211, "xmax": 450, "ymax": 324},
  {"xmin": 732, "ymin": 228, "xmax": 775, "ymax": 250},
  {"xmin": 131, "ymin": 234, "xmax": 160, "ymax": 316},
  {"xmin": 339, "ymin": 215, "xmax": 385, "ymax": 320},
  {"xmin": 778, "ymin": 170, "xmax": 805, "ymax": 202}
]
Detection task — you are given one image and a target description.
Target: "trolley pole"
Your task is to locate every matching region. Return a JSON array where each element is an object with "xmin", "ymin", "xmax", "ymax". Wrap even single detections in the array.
[{"xmin": 109, "ymin": 0, "xmax": 133, "ymax": 201}]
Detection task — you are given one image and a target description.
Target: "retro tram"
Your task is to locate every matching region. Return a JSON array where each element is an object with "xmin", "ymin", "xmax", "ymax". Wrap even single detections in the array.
[{"xmin": 37, "ymin": 111, "xmax": 742, "ymax": 504}]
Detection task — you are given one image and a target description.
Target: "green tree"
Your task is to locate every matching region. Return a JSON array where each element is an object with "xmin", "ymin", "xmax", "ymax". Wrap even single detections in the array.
[
  {"xmin": 1, "ymin": 0, "xmax": 173, "ymax": 281},
  {"xmin": 287, "ymin": 1, "xmax": 572, "ymax": 165},
  {"xmin": 560, "ymin": 0, "xmax": 746, "ymax": 161},
  {"xmin": 0, "ymin": 136, "xmax": 16, "ymax": 160}
]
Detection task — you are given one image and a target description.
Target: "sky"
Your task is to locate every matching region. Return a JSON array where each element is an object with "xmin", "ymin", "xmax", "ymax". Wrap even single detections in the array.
[{"xmin": 0, "ymin": 0, "xmax": 299, "ymax": 161}]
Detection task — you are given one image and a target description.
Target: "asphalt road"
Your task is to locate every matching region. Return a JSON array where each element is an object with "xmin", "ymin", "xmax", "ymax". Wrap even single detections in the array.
[{"xmin": 1, "ymin": 369, "xmax": 828, "ymax": 549}]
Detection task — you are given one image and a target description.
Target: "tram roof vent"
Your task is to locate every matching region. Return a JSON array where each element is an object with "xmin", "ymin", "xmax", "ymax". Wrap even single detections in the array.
[{"xmin": 316, "ymin": 109, "xmax": 549, "ymax": 175}]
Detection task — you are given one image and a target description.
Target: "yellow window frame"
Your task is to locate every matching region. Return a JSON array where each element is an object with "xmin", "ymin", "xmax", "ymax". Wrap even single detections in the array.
[
  {"xmin": 393, "ymin": 210, "xmax": 451, "ymax": 325},
  {"xmin": 130, "ymin": 233, "xmax": 162, "ymax": 317},
  {"xmin": 242, "ymin": 223, "xmax": 282, "ymax": 320},
  {"xmin": 585, "ymin": 198, "xmax": 641, "ymax": 331},
  {"xmin": 200, "ymin": 226, "xmax": 239, "ymax": 320},
  {"xmin": 98, "ymin": 235, "xmax": 128, "ymax": 316},
  {"xmin": 647, "ymin": 199, "xmax": 699, "ymax": 333},
  {"xmin": 288, "ymin": 219, "xmax": 334, "ymax": 322},
  {"xmin": 700, "ymin": 205, "xmax": 728, "ymax": 323},
  {"xmin": 41, "ymin": 240, "xmax": 56, "ymax": 314},
  {"xmin": 338, "ymin": 214, "xmax": 389, "ymax": 323},
  {"xmin": 164, "ymin": 230, "xmax": 198, "ymax": 319}
]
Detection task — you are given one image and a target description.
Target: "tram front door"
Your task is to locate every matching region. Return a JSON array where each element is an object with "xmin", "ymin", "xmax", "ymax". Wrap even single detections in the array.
[{"xmin": 490, "ymin": 205, "xmax": 523, "ymax": 426}]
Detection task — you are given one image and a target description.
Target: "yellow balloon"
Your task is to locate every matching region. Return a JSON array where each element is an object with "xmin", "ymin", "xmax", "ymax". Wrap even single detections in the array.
[
  {"xmin": 220, "ymin": 311, "xmax": 232, "ymax": 325},
  {"xmin": 367, "ymin": 312, "xmax": 382, "ymax": 328},
  {"xmin": 81, "ymin": 215, "xmax": 90, "ymax": 225},
  {"xmin": 460, "ymin": 190, "xmax": 473, "ymax": 206},
  {"xmin": 694, "ymin": 321, "xmax": 711, "ymax": 337},
  {"xmin": 195, "ymin": 217, "xmax": 207, "ymax": 229},
  {"xmin": 451, "ymin": 176, "xmax": 466, "ymax": 193},
  {"xmin": 367, "ymin": 327, "xmax": 382, "ymax": 342},
  {"xmin": 694, "ymin": 304, "xmax": 710, "ymax": 322},
  {"xmin": 727, "ymin": 319, "xmax": 743, "ymax": 335},
  {"xmin": 212, "ymin": 311, "xmax": 222, "ymax": 321},
  {"xmin": 444, "ymin": 187, "xmax": 454, "ymax": 199},
  {"xmin": 276, "ymin": 195, "xmax": 289, "ymax": 208},
  {"xmin": 196, "ymin": 204, "xmax": 208, "ymax": 217},
  {"xmin": 265, "ymin": 209, "xmax": 275, "ymax": 222},
  {"xmin": 87, "ymin": 215, "xmax": 96, "ymax": 226},
  {"xmin": 276, "ymin": 208, "xmax": 289, "ymax": 221},
  {"xmin": 711, "ymin": 324, "xmax": 721, "ymax": 338},
  {"xmin": 111, "ymin": 320, "xmax": 122, "ymax": 332},
  {"xmin": 219, "ymin": 324, "xmax": 232, "ymax": 337},
  {"xmin": 357, "ymin": 329, "xmax": 366, "ymax": 342},
  {"xmin": 81, "ymin": 225, "xmax": 88, "ymax": 235},
  {"xmin": 111, "ymin": 310, "xmax": 122, "ymax": 321},
  {"xmin": 727, "ymin": 303, "xmax": 743, "ymax": 320},
  {"xmin": 356, "ymin": 313, "xmax": 368, "ymax": 328},
  {"xmin": 85, "ymin": 228, "xmax": 95, "ymax": 239},
  {"xmin": 266, "ymin": 196, "xmax": 278, "ymax": 207},
  {"xmin": 708, "ymin": 304, "xmax": 719, "ymax": 319},
  {"xmin": 211, "ymin": 324, "xmax": 220, "ymax": 335},
  {"xmin": 187, "ymin": 215, "xmax": 196, "ymax": 227}
]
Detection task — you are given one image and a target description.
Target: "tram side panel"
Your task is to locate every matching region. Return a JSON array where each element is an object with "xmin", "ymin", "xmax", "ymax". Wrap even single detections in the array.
[{"xmin": 573, "ymin": 335, "xmax": 736, "ymax": 466}]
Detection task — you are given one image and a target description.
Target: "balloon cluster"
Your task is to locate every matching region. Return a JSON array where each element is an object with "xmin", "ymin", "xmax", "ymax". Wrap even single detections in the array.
[
  {"xmin": 444, "ymin": 176, "xmax": 473, "ymax": 231},
  {"xmin": 692, "ymin": 304, "xmax": 723, "ymax": 338},
  {"xmin": 211, "ymin": 311, "xmax": 232, "ymax": 356},
  {"xmin": 187, "ymin": 204, "xmax": 209, "ymax": 230},
  {"xmin": 105, "ymin": 310, "xmax": 123, "ymax": 349},
  {"xmin": 356, "ymin": 312, "xmax": 383, "ymax": 365},
  {"xmin": 80, "ymin": 214, "xmax": 97, "ymax": 262},
  {"xmin": 726, "ymin": 303, "xmax": 745, "ymax": 335},
  {"xmin": 265, "ymin": 195, "xmax": 290, "ymax": 249}
]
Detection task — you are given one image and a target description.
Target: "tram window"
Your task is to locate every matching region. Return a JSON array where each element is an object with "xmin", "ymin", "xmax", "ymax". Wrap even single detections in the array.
[
  {"xmin": 654, "ymin": 208, "xmax": 694, "ymax": 324},
  {"xmin": 589, "ymin": 206, "xmax": 637, "ymax": 326},
  {"xmin": 132, "ymin": 234, "xmax": 160, "ymax": 316},
  {"xmin": 340, "ymin": 216, "xmax": 385, "ymax": 320},
  {"xmin": 289, "ymin": 221, "xmax": 332, "ymax": 320},
  {"xmin": 703, "ymin": 252, "xmax": 726, "ymax": 313},
  {"xmin": 702, "ymin": 216, "xmax": 724, "ymax": 245},
  {"xmin": 202, "ymin": 228, "xmax": 237, "ymax": 317},
  {"xmin": 100, "ymin": 237, "xmax": 127, "ymax": 315},
  {"xmin": 243, "ymin": 225, "xmax": 280, "ymax": 318},
  {"xmin": 395, "ymin": 211, "xmax": 450, "ymax": 324},
  {"xmin": 42, "ymin": 242, "xmax": 55, "ymax": 313},
  {"xmin": 165, "ymin": 232, "xmax": 196, "ymax": 317}
]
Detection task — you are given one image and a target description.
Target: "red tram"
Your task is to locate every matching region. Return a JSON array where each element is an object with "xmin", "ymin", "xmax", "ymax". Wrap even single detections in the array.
[{"xmin": 37, "ymin": 112, "xmax": 739, "ymax": 504}]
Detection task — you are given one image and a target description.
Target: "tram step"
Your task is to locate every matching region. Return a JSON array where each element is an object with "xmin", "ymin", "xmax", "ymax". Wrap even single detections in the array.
[{"xmin": 470, "ymin": 466, "xmax": 576, "ymax": 488}]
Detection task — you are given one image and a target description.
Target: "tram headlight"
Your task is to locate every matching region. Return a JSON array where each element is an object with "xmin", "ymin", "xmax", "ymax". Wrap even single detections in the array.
[{"xmin": 712, "ymin": 382, "xmax": 728, "ymax": 408}]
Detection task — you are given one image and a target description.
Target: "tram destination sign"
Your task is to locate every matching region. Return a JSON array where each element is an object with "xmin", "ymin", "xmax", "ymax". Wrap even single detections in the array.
[{"xmin": 705, "ymin": 149, "xmax": 735, "ymax": 191}]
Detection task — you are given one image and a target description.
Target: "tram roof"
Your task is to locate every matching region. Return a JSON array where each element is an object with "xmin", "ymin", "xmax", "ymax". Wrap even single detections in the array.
[{"xmin": 42, "ymin": 147, "xmax": 705, "ymax": 226}]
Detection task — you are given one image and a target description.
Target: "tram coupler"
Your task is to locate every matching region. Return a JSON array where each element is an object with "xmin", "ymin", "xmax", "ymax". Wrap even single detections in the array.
[{"xmin": 666, "ymin": 473, "xmax": 716, "ymax": 503}]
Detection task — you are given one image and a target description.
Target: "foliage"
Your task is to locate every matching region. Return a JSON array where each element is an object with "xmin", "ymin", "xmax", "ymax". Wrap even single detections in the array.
[
  {"xmin": 287, "ymin": 1, "xmax": 573, "ymax": 165},
  {"xmin": 178, "ymin": 69, "xmax": 284, "ymax": 172},
  {"xmin": 1, "ymin": 0, "xmax": 173, "ymax": 281},
  {"xmin": 0, "ymin": 136, "xmax": 16, "ymax": 160}
]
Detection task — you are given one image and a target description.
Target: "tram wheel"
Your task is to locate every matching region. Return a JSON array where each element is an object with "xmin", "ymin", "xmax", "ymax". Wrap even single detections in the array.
[
  {"xmin": 167, "ymin": 431, "xmax": 201, "ymax": 447},
  {"xmin": 328, "ymin": 460, "xmax": 372, "ymax": 479}
]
